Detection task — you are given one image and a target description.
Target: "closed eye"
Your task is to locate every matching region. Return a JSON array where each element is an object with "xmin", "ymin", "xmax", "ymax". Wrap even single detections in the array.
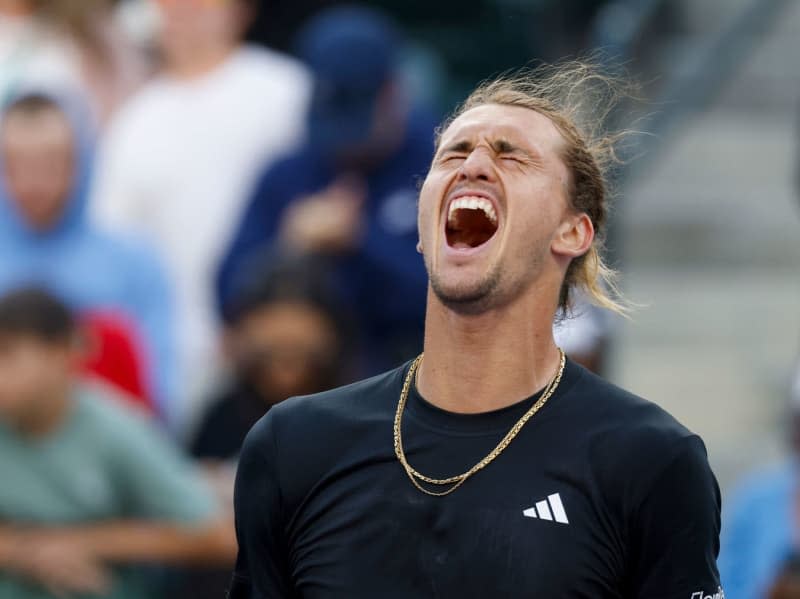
[
  {"xmin": 499, "ymin": 153, "xmax": 528, "ymax": 166},
  {"xmin": 439, "ymin": 153, "xmax": 466, "ymax": 163},
  {"xmin": 492, "ymin": 139, "xmax": 539, "ymax": 166}
]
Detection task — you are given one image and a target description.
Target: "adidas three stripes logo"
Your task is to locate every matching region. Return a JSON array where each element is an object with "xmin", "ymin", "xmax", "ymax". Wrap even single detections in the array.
[{"xmin": 522, "ymin": 493, "xmax": 569, "ymax": 524}]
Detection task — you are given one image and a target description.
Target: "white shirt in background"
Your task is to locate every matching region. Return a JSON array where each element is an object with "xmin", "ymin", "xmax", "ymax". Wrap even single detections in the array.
[
  {"xmin": 91, "ymin": 46, "xmax": 311, "ymax": 428},
  {"xmin": 553, "ymin": 293, "xmax": 613, "ymax": 358}
]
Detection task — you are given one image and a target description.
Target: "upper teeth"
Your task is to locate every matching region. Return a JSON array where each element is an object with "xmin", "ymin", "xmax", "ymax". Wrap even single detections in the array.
[{"xmin": 448, "ymin": 196, "xmax": 498, "ymax": 224}]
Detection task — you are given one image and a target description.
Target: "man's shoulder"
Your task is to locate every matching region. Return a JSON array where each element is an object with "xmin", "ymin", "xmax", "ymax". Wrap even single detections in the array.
[
  {"xmin": 273, "ymin": 365, "xmax": 406, "ymax": 430},
  {"xmin": 574, "ymin": 364, "xmax": 693, "ymax": 438},
  {"xmin": 223, "ymin": 46, "xmax": 311, "ymax": 116},
  {"xmin": 567, "ymin": 364, "xmax": 703, "ymax": 474},
  {"xmin": 73, "ymin": 382, "xmax": 155, "ymax": 431},
  {"xmin": 239, "ymin": 366, "xmax": 407, "ymax": 496},
  {"xmin": 234, "ymin": 45, "xmax": 310, "ymax": 87},
  {"xmin": 101, "ymin": 81, "xmax": 174, "ymax": 146},
  {"xmin": 551, "ymin": 365, "xmax": 718, "ymax": 524},
  {"xmin": 243, "ymin": 366, "xmax": 404, "ymax": 455}
]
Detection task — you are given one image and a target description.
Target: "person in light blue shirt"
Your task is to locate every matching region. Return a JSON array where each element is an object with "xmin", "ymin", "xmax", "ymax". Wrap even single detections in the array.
[
  {"xmin": 0, "ymin": 91, "xmax": 177, "ymax": 422},
  {"xmin": 719, "ymin": 461, "xmax": 796, "ymax": 598},
  {"xmin": 719, "ymin": 393, "xmax": 800, "ymax": 598}
]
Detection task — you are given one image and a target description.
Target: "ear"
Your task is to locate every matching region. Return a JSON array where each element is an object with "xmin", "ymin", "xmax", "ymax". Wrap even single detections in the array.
[{"xmin": 551, "ymin": 212, "xmax": 594, "ymax": 259}]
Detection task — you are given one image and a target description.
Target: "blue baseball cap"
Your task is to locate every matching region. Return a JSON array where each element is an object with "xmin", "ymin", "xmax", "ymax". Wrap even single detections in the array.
[{"xmin": 295, "ymin": 6, "xmax": 400, "ymax": 152}]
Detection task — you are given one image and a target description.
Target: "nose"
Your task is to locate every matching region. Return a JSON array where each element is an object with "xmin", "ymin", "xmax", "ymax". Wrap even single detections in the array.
[{"xmin": 457, "ymin": 146, "xmax": 496, "ymax": 183}]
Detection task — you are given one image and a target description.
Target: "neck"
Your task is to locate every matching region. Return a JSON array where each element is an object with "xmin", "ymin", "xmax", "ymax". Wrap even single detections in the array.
[
  {"xmin": 164, "ymin": 44, "xmax": 235, "ymax": 80},
  {"xmin": 417, "ymin": 288, "xmax": 561, "ymax": 414},
  {"xmin": 16, "ymin": 385, "xmax": 73, "ymax": 439}
]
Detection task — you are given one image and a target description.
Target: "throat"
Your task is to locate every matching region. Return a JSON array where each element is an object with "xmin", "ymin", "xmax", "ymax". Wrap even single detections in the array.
[
  {"xmin": 420, "ymin": 294, "xmax": 564, "ymax": 414},
  {"xmin": 415, "ymin": 347, "xmax": 563, "ymax": 415}
]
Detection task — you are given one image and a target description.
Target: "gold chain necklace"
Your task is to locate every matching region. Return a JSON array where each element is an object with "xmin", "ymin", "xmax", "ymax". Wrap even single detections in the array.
[{"xmin": 393, "ymin": 349, "xmax": 566, "ymax": 497}]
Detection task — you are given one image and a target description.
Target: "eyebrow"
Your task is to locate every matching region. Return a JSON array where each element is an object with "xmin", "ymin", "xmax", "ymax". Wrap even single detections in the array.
[
  {"xmin": 437, "ymin": 137, "xmax": 539, "ymax": 161},
  {"xmin": 491, "ymin": 138, "xmax": 538, "ymax": 160},
  {"xmin": 439, "ymin": 139, "xmax": 474, "ymax": 155}
]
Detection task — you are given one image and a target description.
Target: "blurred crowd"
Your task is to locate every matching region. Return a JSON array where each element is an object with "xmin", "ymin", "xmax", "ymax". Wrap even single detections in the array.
[
  {"xmin": 0, "ymin": 1, "xmax": 616, "ymax": 596},
  {"xmin": 0, "ymin": 0, "xmax": 795, "ymax": 597}
]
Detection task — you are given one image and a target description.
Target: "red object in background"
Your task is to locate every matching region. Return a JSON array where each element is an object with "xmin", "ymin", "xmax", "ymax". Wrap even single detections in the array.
[{"xmin": 79, "ymin": 311, "xmax": 155, "ymax": 415}]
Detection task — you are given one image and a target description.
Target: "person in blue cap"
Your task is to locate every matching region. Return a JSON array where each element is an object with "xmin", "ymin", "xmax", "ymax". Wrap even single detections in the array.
[{"xmin": 216, "ymin": 5, "xmax": 436, "ymax": 375}]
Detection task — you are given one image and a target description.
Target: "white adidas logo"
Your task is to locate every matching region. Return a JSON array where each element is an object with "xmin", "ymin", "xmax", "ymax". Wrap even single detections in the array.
[{"xmin": 522, "ymin": 493, "xmax": 569, "ymax": 525}]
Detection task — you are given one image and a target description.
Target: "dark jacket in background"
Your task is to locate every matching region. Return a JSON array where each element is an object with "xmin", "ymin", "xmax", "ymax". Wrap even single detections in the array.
[{"xmin": 216, "ymin": 108, "xmax": 434, "ymax": 374}]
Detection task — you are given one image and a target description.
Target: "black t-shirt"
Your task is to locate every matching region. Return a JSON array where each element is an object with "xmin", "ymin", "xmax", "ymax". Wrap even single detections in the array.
[{"xmin": 229, "ymin": 359, "xmax": 722, "ymax": 598}]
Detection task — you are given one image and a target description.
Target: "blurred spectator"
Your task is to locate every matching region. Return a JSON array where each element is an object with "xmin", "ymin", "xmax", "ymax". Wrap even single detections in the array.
[
  {"xmin": 218, "ymin": 5, "xmax": 433, "ymax": 374},
  {"xmin": 194, "ymin": 252, "xmax": 349, "ymax": 463},
  {"xmin": 176, "ymin": 252, "xmax": 350, "ymax": 599},
  {"xmin": 0, "ymin": 288, "xmax": 236, "ymax": 599},
  {"xmin": 0, "ymin": 92, "xmax": 176, "ymax": 419},
  {"xmin": 91, "ymin": 0, "xmax": 310, "ymax": 427},
  {"xmin": 0, "ymin": 0, "xmax": 148, "ymax": 124},
  {"xmin": 719, "ymin": 386, "xmax": 800, "ymax": 598}
]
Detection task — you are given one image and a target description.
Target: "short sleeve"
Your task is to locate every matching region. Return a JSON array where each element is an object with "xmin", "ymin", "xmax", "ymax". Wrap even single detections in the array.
[
  {"xmin": 229, "ymin": 413, "xmax": 295, "ymax": 599},
  {"xmin": 109, "ymin": 405, "xmax": 216, "ymax": 523},
  {"xmin": 628, "ymin": 435, "xmax": 723, "ymax": 599}
]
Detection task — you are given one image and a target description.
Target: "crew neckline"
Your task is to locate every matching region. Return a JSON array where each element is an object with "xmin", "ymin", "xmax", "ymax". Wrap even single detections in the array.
[{"xmin": 403, "ymin": 358, "xmax": 582, "ymax": 435}]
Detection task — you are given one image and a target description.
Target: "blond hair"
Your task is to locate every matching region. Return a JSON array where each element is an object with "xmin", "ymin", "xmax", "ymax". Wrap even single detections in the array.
[{"xmin": 436, "ymin": 59, "xmax": 635, "ymax": 316}]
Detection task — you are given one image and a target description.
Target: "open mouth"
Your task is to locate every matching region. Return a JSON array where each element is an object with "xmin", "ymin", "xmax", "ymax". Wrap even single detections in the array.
[{"xmin": 445, "ymin": 196, "xmax": 499, "ymax": 250}]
